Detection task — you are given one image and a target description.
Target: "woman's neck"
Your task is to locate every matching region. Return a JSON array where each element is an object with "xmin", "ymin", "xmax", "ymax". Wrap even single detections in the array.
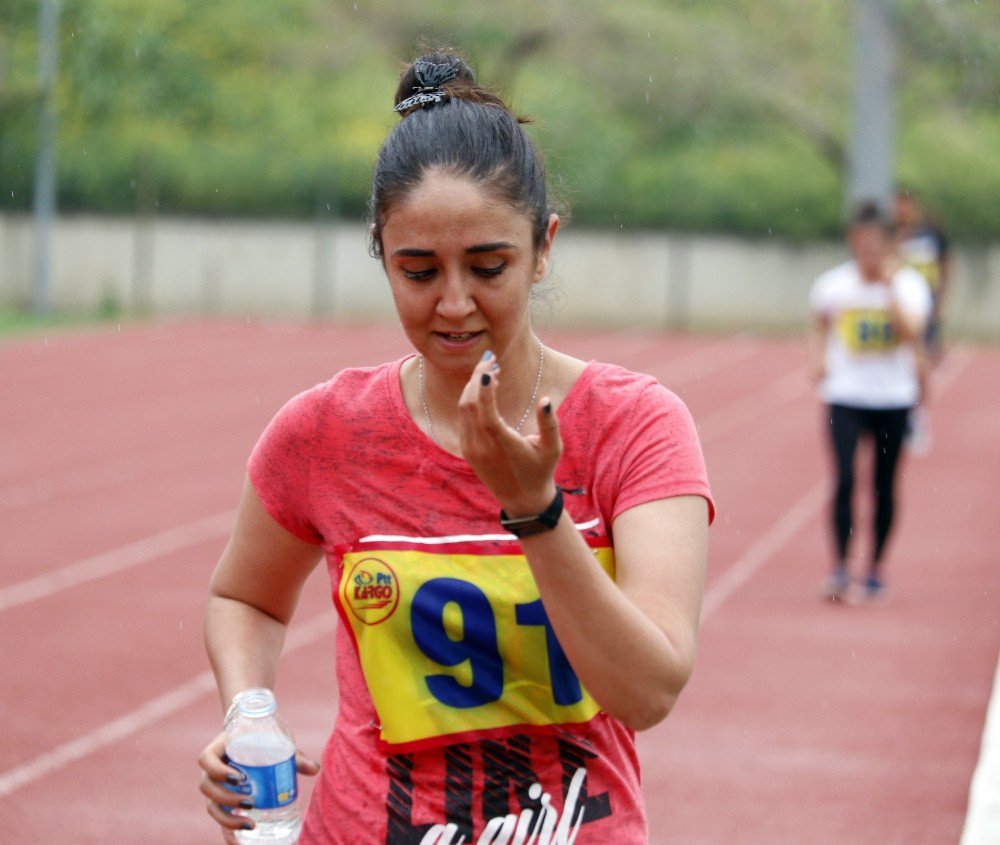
[{"xmin": 419, "ymin": 333, "xmax": 545, "ymax": 441}]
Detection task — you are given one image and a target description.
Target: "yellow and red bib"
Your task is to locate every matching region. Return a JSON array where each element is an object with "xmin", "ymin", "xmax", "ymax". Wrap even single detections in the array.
[{"xmin": 334, "ymin": 531, "xmax": 615, "ymax": 752}]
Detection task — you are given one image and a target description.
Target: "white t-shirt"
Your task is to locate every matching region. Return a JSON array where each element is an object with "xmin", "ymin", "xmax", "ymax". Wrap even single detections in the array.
[{"xmin": 809, "ymin": 261, "xmax": 932, "ymax": 409}]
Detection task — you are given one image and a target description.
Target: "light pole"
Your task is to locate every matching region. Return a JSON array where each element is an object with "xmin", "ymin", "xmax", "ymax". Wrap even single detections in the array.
[
  {"xmin": 847, "ymin": 0, "xmax": 895, "ymax": 214},
  {"xmin": 32, "ymin": 0, "xmax": 60, "ymax": 316}
]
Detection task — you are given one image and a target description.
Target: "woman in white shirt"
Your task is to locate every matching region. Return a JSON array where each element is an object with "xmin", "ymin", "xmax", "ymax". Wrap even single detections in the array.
[{"xmin": 808, "ymin": 201, "xmax": 932, "ymax": 602}]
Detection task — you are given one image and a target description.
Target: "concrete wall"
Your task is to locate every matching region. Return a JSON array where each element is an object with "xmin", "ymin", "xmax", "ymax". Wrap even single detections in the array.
[{"xmin": 2, "ymin": 213, "xmax": 998, "ymax": 338}]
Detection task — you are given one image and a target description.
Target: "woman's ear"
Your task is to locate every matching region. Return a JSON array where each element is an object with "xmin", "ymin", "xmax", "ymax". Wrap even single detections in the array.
[
  {"xmin": 533, "ymin": 214, "xmax": 560, "ymax": 284},
  {"xmin": 370, "ymin": 222, "xmax": 386, "ymax": 266}
]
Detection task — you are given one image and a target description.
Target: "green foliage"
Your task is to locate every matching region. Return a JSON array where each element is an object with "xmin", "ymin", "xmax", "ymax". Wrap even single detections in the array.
[{"xmin": 1, "ymin": 0, "xmax": 999, "ymax": 239}]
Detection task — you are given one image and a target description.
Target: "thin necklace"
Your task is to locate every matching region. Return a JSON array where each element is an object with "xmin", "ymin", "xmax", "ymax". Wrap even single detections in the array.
[{"xmin": 417, "ymin": 342, "xmax": 545, "ymax": 445}]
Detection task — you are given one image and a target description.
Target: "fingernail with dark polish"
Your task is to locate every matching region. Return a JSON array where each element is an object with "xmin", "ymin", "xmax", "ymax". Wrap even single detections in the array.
[
  {"xmin": 242, "ymin": 821, "xmax": 255, "ymax": 831},
  {"xmin": 239, "ymin": 799, "xmax": 254, "ymax": 810},
  {"xmin": 226, "ymin": 773, "xmax": 242, "ymax": 786},
  {"xmin": 481, "ymin": 373, "xmax": 491, "ymax": 387},
  {"xmin": 543, "ymin": 401, "xmax": 553, "ymax": 414}
]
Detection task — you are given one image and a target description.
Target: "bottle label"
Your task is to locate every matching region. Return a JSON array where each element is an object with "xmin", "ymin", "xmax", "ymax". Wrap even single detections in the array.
[{"xmin": 227, "ymin": 754, "xmax": 298, "ymax": 809}]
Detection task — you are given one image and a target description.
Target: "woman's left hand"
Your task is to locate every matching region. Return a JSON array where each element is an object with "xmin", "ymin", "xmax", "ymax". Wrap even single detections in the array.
[{"xmin": 458, "ymin": 351, "xmax": 562, "ymax": 517}]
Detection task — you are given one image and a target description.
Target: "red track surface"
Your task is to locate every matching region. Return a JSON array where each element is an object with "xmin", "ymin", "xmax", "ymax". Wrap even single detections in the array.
[{"xmin": 1, "ymin": 320, "xmax": 997, "ymax": 843}]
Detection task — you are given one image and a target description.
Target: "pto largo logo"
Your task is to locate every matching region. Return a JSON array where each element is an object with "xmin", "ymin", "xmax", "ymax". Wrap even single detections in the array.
[{"xmin": 345, "ymin": 557, "xmax": 400, "ymax": 625}]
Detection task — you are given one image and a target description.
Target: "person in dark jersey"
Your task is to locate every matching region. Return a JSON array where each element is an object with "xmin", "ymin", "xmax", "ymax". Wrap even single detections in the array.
[
  {"xmin": 197, "ymin": 48, "xmax": 713, "ymax": 844},
  {"xmin": 894, "ymin": 187, "xmax": 952, "ymax": 362},
  {"xmin": 809, "ymin": 201, "xmax": 931, "ymax": 603},
  {"xmin": 893, "ymin": 187, "xmax": 953, "ymax": 455}
]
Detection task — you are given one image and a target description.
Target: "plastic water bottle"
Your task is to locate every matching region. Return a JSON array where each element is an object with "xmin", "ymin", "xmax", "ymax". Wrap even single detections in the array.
[{"xmin": 225, "ymin": 688, "xmax": 302, "ymax": 844}]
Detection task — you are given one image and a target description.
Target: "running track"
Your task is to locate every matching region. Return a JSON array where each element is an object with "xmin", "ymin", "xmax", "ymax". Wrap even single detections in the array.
[{"xmin": 1, "ymin": 320, "xmax": 997, "ymax": 843}]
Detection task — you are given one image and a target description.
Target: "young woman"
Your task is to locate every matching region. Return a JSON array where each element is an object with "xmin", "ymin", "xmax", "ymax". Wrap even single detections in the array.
[
  {"xmin": 809, "ymin": 201, "xmax": 931, "ymax": 603},
  {"xmin": 198, "ymin": 49, "xmax": 713, "ymax": 844}
]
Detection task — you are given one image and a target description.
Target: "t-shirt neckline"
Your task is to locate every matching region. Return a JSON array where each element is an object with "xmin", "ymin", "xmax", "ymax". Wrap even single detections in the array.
[{"xmin": 385, "ymin": 355, "xmax": 602, "ymax": 474}]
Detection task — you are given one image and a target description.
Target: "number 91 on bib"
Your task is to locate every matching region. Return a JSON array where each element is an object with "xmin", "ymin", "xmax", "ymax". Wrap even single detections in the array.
[{"xmin": 334, "ymin": 540, "xmax": 616, "ymax": 751}]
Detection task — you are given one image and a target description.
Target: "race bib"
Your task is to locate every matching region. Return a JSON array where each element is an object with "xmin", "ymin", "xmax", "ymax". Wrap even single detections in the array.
[
  {"xmin": 837, "ymin": 307, "xmax": 896, "ymax": 353},
  {"xmin": 334, "ymin": 532, "xmax": 615, "ymax": 751}
]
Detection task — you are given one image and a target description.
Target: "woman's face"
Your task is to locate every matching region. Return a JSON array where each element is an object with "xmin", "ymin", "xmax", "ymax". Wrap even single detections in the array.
[
  {"xmin": 380, "ymin": 169, "xmax": 556, "ymax": 375},
  {"xmin": 848, "ymin": 222, "xmax": 890, "ymax": 279}
]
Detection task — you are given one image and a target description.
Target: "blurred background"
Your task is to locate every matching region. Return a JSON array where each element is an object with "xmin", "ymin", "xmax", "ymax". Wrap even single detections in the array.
[
  {"xmin": 3, "ymin": 4, "xmax": 1000, "ymax": 843},
  {"xmin": 1, "ymin": 0, "xmax": 999, "ymax": 335}
]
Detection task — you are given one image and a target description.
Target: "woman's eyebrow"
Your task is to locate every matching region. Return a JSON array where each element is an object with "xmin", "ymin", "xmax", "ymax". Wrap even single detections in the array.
[
  {"xmin": 466, "ymin": 242, "xmax": 516, "ymax": 254},
  {"xmin": 393, "ymin": 247, "xmax": 435, "ymax": 257},
  {"xmin": 393, "ymin": 242, "xmax": 517, "ymax": 258}
]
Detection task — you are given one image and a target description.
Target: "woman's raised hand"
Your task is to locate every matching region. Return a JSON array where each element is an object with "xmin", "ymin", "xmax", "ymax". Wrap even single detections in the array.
[{"xmin": 458, "ymin": 350, "xmax": 562, "ymax": 517}]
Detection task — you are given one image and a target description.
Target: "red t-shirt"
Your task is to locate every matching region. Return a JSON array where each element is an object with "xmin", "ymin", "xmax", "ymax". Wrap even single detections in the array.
[{"xmin": 248, "ymin": 357, "xmax": 713, "ymax": 844}]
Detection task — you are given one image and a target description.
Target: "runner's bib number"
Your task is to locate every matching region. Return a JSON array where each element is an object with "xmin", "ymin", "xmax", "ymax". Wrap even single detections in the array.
[
  {"xmin": 334, "ymin": 537, "xmax": 615, "ymax": 751},
  {"xmin": 837, "ymin": 308, "xmax": 897, "ymax": 353}
]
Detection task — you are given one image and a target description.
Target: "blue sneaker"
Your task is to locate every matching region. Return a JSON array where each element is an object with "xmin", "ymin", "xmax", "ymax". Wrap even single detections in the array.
[
  {"xmin": 864, "ymin": 573, "xmax": 887, "ymax": 604},
  {"xmin": 822, "ymin": 567, "xmax": 850, "ymax": 602}
]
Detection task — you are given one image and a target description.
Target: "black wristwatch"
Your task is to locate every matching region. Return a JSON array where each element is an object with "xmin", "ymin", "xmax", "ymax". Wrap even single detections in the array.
[{"xmin": 499, "ymin": 487, "xmax": 564, "ymax": 537}]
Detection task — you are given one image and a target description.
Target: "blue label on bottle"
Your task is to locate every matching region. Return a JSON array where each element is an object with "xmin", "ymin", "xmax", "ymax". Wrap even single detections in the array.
[{"xmin": 227, "ymin": 754, "xmax": 297, "ymax": 809}]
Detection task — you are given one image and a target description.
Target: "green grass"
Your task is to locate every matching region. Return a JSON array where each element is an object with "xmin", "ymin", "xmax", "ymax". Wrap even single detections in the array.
[{"xmin": 0, "ymin": 305, "xmax": 127, "ymax": 338}]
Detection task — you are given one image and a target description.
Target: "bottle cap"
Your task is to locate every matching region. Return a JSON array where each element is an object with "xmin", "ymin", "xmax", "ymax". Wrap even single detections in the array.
[{"xmin": 235, "ymin": 687, "xmax": 277, "ymax": 718}]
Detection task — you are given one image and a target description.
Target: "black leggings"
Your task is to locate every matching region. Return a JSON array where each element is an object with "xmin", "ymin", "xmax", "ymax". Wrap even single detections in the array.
[{"xmin": 827, "ymin": 404, "xmax": 910, "ymax": 570}]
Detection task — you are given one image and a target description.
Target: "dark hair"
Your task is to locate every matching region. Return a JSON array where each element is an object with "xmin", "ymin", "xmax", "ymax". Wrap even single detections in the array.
[
  {"xmin": 369, "ymin": 48, "xmax": 553, "ymax": 258},
  {"xmin": 849, "ymin": 199, "xmax": 894, "ymax": 234}
]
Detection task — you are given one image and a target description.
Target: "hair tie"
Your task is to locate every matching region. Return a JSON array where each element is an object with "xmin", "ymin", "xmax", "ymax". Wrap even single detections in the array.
[{"xmin": 394, "ymin": 61, "xmax": 459, "ymax": 113}]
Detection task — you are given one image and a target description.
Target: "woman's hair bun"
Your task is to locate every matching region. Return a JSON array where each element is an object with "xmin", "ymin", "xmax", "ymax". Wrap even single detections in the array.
[{"xmin": 393, "ymin": 50, "xmax": 476, "ymax": 113}]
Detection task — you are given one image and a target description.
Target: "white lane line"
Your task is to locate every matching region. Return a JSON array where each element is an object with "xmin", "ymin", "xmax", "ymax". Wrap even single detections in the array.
[
  {"xmin": 701, "ymin": 480, "xmax": 828, "ymax": 621},
  {"xmin": 0, "ymin": 511, "xmax": 235, "ymax": 613},
  {"xmin": 962, "ymin": 653, "xmax": 1000, "ymax": 845},
  {"xmin": 699, "ymin": 345, "xmax": 974, "ymax": 621},
  {"xmin": 0, "ymin": 612, "xmax": 336, "ymax": 798}
]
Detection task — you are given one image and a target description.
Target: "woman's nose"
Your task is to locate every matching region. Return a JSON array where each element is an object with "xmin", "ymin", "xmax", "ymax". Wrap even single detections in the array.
[{"xmin": 436, "ymin": 274, "xmax": 476, "ymax": 320}]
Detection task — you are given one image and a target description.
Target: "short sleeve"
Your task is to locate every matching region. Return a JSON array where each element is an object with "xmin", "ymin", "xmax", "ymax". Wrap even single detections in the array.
[
  {"xmin": 611, "ymin": 383, "xmax": 715, "ymax": 524},
  {"xmin": 809, "ymin": 273, "xmax": 831, "ymax": 315},
  {"xmin": 247, "ymin": 384, "xmax": 325, "ymax": 544},
  {"xmin": 895, "ymin": 268, "xmax": 933, "ymax": 322}
]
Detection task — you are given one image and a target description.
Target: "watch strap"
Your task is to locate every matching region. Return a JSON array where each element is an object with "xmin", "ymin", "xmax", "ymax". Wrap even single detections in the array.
[{"xmin": 499, "ymin": 486, "xmax": 564, "ymax": 537}]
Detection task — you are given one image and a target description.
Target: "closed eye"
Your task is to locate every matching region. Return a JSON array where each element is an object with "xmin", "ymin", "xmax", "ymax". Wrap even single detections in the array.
[
  {"xmin": 473, "ymin": 263, "xmax": 507, "ymax": 278},
  {"xmin": 402, "ymin": 268, "xmax": 436, "ymax": 281}
]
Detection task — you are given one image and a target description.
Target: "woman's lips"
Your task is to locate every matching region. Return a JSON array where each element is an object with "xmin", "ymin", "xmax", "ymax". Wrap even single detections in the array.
[{"xmin": 434, "ymin": 331, "xmax": 485, "ymax": 350}]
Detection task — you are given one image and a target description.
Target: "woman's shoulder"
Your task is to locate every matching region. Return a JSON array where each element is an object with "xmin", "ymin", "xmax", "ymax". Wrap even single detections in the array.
[
  {"xmin": 562, "ymin": 360, "xmax": 684, "ymax": 422},
  {"xmin": 267, "ymin": 358, "xmax": 404, "ymax": 432},
  {"xmin": 814, "ymin": 260, "xmax": 856, "ymax": 290}
]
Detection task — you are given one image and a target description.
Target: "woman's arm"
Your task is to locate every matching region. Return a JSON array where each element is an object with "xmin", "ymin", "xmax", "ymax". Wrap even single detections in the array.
[
  {"xmin": 199, "ymin": 478, "xmax": 324, "ymax": 837},
  {"xmin": 808, "ymin": 312, "xmax": 829, "ymax": 383},
  {"xmin": 458, "ymin": 355, "xmax": 708, "ymax": 731},
  {"xmin": 520, "ymin": 494, "xmax": 708, "ymax": 730},
  {"xmin": 204, "ymin": 478, "xmax": 324, "ymax": 704}
]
